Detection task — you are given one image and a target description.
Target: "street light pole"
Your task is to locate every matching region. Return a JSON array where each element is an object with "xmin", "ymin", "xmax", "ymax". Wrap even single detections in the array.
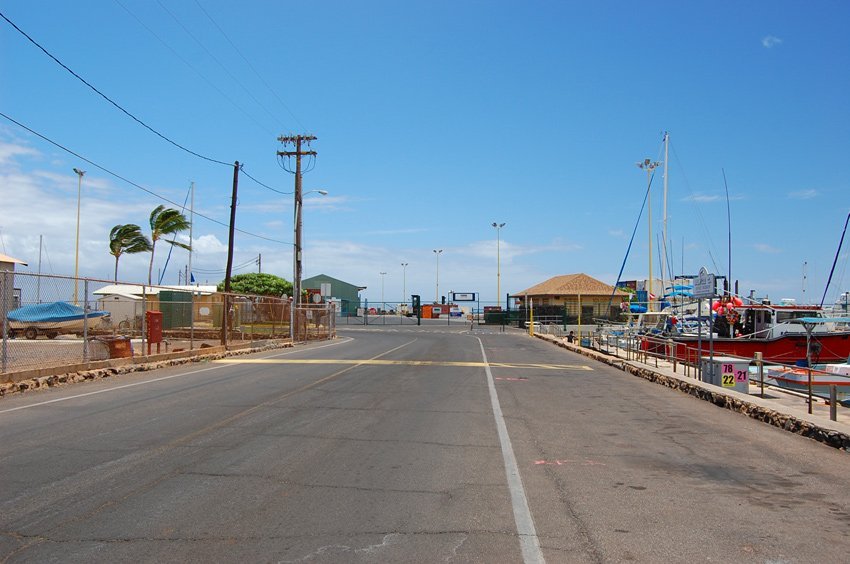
[
  {"xmin": 637, "ymin": 158, "xmax": 660, "ymax": 311},
  {"xmin": 492, "ymin": 222, "xmax": 505, "ymax": 308},
  {"xmin": 401, "ymin": 263, "xmax": 408, "ymax": 305},
  {"xmin": 380, "ymin": 272, "xmax": 386, "ymax": 313},
  {"xmin": 433, "ymin": 249, "xmax": 442, "ymax": 303},
  {"xmin": 72, "ymin": 168, "xmax": 85, "ymax": 305}
]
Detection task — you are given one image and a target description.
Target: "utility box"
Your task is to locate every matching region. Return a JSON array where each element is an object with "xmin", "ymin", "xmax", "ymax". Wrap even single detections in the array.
[
  {"xmin": 159, "ymin": 290, "xmax": 192, "ymax": 329},
  {"xmin": 701, "ymin": 356, "xmax": 749, "ymax": 393},
  {"xmin": 146, "ymin": 310, "xmax": 163, "ymax": 344}
]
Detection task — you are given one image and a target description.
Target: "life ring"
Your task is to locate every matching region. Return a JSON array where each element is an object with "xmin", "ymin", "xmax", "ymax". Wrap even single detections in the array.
[{"xmin": 726, "ymin": 308, "xmax": 740, "ymax": 325}]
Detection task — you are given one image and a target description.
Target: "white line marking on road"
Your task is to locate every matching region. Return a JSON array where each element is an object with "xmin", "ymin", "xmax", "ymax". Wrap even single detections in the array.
[
  {"xmin": 0, "ymin": 364, "xmax": 226, "ymax": 415},
  {"xmin": 476, "ymin": 337, "xmax": 544, "ymax": 564},
  {"xmin": 0, "ymin": 337, "xmax": 354, "ymax": 415}
]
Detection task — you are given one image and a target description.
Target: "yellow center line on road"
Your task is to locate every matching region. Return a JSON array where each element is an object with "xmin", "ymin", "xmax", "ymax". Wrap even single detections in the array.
[{"xmin": 213, "ymin": 358, "xmax": 592, "ymax": 371}]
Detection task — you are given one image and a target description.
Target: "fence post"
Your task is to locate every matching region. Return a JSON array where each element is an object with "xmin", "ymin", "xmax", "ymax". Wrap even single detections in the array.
[
  {"xmin": 830, "ymin": 386, "xmax": 838, "ymax": 421},
  {"xmin": 1, "ymin": 270, "xmax": 8, "ymax": 373},
  {"xmin": 190, "ymin": 288, "xmax": 195, "ymax": 351},
  {"xmin": 142, "ymin": 285, "xmax": 147, "ymax": 357},
  {"xmin": 83, "ymin": 279, "xmax": 89, "ymax": 362},
  {"xmin": 755, "ymin": 352, "xmax": 764, "ymax": 398}
]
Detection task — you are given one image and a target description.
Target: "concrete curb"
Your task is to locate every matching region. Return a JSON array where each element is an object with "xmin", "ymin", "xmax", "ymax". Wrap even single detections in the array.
[
  {"xmin": 535, "ymin": 333, "xmax": 850, "ymax": 452},
  {"xmin": 0, "ymin": 339, "xmax": 292, "ymax": 398}
]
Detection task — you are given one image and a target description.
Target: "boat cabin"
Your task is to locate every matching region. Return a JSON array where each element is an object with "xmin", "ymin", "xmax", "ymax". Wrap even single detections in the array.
[{"xmin": 737, "ymin": 304, "xmax": 833, "ymax": 339}]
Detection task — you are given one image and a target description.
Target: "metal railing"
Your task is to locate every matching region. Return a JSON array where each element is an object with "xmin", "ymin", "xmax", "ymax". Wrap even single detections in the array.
[{"xmin": 574, "ymin": 326, "xmax": 848, "ymax": 422}]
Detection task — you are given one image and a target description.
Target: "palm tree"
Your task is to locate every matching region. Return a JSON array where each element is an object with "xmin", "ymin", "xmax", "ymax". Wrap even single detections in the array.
[
  {"xmin": 109, "ymin": 224, "xmax": 152, "ymax": 282},
  {"xmin": 147, "ymin": 205, "xmax": 192, "ymax": 285}
]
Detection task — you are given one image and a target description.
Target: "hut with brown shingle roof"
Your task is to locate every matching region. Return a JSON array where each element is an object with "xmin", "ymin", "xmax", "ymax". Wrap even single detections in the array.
[{"xmin": 512, "ymin": 273, "xmax": 629, "ymax": 321}]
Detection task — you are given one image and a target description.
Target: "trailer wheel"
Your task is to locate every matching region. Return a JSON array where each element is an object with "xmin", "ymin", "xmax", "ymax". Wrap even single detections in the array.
[
  {"xmin": 24, "ymin": 327, "xmax": 39, "ymax": 340},
  {"xmin": 46, "ymin": 331, "xmax": 59, "ymax": 339}
]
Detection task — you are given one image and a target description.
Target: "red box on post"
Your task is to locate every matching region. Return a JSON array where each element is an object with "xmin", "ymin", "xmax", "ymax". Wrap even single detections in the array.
[{"xmin": 146, "ymin": 310, "xmax": 163, "ymax": 354}]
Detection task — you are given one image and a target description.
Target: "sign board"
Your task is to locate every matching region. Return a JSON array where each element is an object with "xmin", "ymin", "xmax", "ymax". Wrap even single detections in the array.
[
  {"xmin": 693, "ymin": 267, "xmax": 716, "ymax": 298},
  {"xmin": 452, "ymin": 292, "xmax": 476, "ymax": 302}
]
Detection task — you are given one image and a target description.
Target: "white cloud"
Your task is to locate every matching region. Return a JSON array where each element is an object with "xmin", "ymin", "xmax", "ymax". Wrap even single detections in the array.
[
  {"xmin": 788, "ymin": 189, "xmax": 817, "ymax": 200},
  {"xmin": 366, "ymin": 227, "xmax": 430, "ymax": 236},
  {"xmin": 190, "ymin": 234, "xmax": 228, "ymax": 255},
  {"xmin": 753, "ymin": 243, "xmax": 781, "ymax": 254},
  {"xmin": 682, "ymin": 192, "xmax": 745, "ymax": 203},
  {"xmin": 0, "ymin": 142, "xmax": 39, "ymax": 166},
  {"xmin": 762, "ymin": 35, "xmax": 783, "ymax": 48},
  {"xmin": 684, "ymin": 193, "xmax": 721, "ymax": 203}
]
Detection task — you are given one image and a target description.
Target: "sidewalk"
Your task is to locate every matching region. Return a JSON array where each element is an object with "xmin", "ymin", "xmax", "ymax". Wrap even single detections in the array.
[{"xmin": 535, "ymin": 333, "xmax": 850, "ymax": 452}]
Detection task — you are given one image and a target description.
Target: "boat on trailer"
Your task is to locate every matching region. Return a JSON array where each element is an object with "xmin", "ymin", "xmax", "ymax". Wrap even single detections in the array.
[{"xmin": 5, "ymin": 301, "xmax": 110, "ymax": 339}]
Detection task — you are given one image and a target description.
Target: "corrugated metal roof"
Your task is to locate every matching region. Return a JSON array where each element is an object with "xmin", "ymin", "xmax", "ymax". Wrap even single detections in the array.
[
  {"xmin": 93, "ymin": 284, "xmax": 218, "ymax": 296},
  {"xmin": 514, "ymin": 273, "xmax": 628, "ymax": 297},
  {"xmin": 0, "ymin": 253, "xmax": 28, "ymax": 266}
]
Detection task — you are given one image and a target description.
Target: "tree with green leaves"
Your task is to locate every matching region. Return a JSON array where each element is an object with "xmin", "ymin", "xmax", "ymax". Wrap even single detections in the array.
[
  {"xmin": 217, "ymin": 272, "xmax": 292, "ymax": 296},
  {"xmin": 147, "ymin": 205, "xmax": 191, "ymax": 285},
  {"xmin": 109, "ymin": 224, "xmax": 152, "ymax": 282}
]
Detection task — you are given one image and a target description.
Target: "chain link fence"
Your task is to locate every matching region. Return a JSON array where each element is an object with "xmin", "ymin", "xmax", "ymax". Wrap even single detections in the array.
[{"xmin": 1, "ymin": 271, "xmax": 335, "ymax": 376}]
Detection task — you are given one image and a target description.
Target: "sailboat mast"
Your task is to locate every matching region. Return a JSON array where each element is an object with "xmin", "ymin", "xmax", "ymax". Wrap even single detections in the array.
[{"xmin": 662, "ymin": 132, "xmax": 669, "ymax": 297}]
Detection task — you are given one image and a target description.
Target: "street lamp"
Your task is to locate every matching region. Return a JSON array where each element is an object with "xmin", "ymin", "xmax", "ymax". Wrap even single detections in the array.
[
  {"xmin": 292, "ymin": 188, "xmax": 328, "ymax": 341},
  {"xmin": 492, "ymin": 222, "xmax": 506, "ymax": 308},
  {"xmin": 380, "ymin": 272, "xmax": 386, "ymax": 314},
  {"xmin": 72, "ymin": 168, "xmax": 85, "ymax": 305},
  {"xmin": 637, "ymin": 159, "xmax": 660, "ymax": 310},
  {"xmin": 401, "ymin": 262, "xmax": 408, "ymax": 306},
  {"xmin": 433, "ymin": 249, "xmax": 442, "ymax": 303}
]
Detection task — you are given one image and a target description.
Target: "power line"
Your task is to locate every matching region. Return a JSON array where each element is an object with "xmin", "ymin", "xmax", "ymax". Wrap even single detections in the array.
[
  {"xmin": 193, "ymin": 256, "xmax": 258, "ymax": 274},
  {"xmin": 192, "ymin": 0, "xmax": 307, "ymax": 132},
  {"xmin": 241, "ymin": 165, "xmax": 293, "ymax": 195},
  {"xmin": 0, "ymin": 110, "xmax": 291, "ymax": 246},
  {"xmin": 0, "ymin": 9, "xmax": 231, "ymax": 167},
  {"xmin": 114, "ymin": 0, "xmax": 274, "ymax": 139},
  {"xmin": 152, "ymin": 0, "xmax": 282, "ymax": 136},
  {"xmin": 2, "ymin": 9, "xmax": 294, "ymax": 205}
]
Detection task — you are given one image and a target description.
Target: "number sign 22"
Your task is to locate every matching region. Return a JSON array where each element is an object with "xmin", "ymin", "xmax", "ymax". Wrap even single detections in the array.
[{"xmin": 721, "ymin": 363, "xmax": 747, "ymax": 387}]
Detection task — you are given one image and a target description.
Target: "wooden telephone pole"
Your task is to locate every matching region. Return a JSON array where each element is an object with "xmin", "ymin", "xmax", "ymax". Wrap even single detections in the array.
[
  {"xmin": 221, "ymin": 161, "xmax": 240, "ymax": 345},
  {"xmin": 277, "ymin": 135, "xmax": 317, "ymax": 340}
]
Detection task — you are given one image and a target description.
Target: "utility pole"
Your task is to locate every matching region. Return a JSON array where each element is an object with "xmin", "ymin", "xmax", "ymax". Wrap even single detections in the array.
[
  {"xmin": 258, "ymin": 253, "xmax": 262, "ymax": 274},
  {"xmin": 278, "ymin": 134, "xmax": 317, "ymax": 341},
  {"xmin": 221, "ymin": 161, "xmax": 239, "ymax": 345}
]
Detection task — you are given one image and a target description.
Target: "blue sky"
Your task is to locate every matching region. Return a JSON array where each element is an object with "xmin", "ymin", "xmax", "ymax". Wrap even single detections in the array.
[{"xmin": 1, "ymin": 1, "xmax": 848, "ymax": 306}]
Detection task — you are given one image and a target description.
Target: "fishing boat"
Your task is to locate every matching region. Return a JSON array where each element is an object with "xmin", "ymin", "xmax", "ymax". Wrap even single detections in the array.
[
  {"xmin": 647, "ymin": 302, "xmax": 850, "ymax": 365},
  {"xmin": 6, "ymin": 301, "xmax": 110, "ymax": 339}
]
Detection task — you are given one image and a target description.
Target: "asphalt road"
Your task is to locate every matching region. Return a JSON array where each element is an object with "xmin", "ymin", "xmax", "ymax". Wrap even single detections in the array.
[{"xmin": 1, "ymin": 325, "xmax": 849, "ymax": 563}]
